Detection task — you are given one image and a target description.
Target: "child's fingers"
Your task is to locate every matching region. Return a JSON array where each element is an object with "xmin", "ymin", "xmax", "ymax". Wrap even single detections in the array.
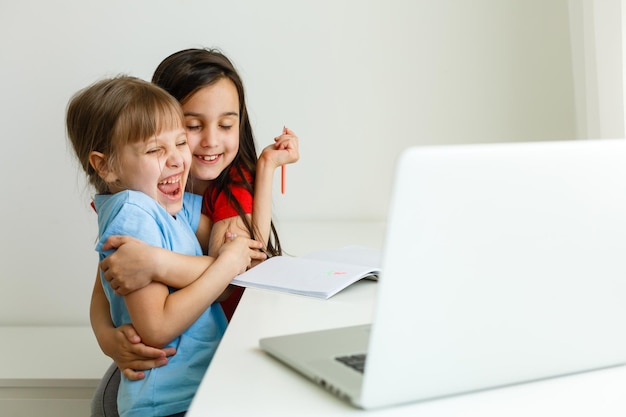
[
  {"xmin": 274, "ymin": 136, "xmax": 298, "ymax": 150},
  {"xmin": 274, "ymin": 128, "xmax": 298, "ymax": 143},
  {"xmin": 250, "ymin": 250, "xmax": 267, "ymax": 261}
]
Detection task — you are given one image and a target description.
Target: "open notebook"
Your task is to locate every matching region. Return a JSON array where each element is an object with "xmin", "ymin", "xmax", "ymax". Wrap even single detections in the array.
[{"xmin": 231, "ymin": 245, "xmax": 381, "ymax": 299}]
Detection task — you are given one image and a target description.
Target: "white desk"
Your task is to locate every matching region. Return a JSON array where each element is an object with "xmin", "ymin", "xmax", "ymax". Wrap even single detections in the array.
[
  {"xmin": 188, "ymin": 221, "xmax": 626, "ymax": 416},
  {"xmin": 187, "ymin": 277, "xmax": 626, "ymax": 417}
]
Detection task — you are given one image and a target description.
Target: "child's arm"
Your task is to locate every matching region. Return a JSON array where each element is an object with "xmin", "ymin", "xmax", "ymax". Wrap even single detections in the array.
[
  {"xmin": 206, "ymin": 128, "xmax": 298, "ymax": 264},
  {"xmin": 90, "ymin": 270, "xmax": 174, "ymax": 380},
  {"xmin": 99, "ymin": 235, "xmax": 220, "ymax": 295},
  {"xmin": 253, "ymin": 127, "xmax": 300, "ymax": 247},
  {"xmin": 91, "ymin": 234, "xmax": 266, "ymax": 372},
  {"xmin": 99, "ymin": 213, "xmax": 214, "ymax": 295},
  {"xmin": 205, "ymin": 128, "xmax": 298, "ymax": 258},
  {"xmin": 125, "ymin": 236, "xmax": 262, "ymax": 348},
  {"xmin": 207, "ymin": 214, "xmax": 252, "ymax": 257}
]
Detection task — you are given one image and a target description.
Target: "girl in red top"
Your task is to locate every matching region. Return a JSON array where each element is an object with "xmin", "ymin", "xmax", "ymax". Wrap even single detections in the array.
[
  {"xmin": 89, "ymin": 48, "xmax": 299, "ymax": 417},
  {"xmin": 152, "ymin": 49, "xmax": 292, "ymax": 319}
]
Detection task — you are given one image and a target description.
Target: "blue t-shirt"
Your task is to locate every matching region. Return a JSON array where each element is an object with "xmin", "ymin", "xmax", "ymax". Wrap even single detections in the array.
[{"xmin": 94, "ymin": 191, "xmax": 227, "ymax": 417}]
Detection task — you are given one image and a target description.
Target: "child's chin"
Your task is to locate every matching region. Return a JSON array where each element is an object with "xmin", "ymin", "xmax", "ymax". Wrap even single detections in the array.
[{"xmin": 161, "ymin": 197, "xmax": 183, "ymax": 215}]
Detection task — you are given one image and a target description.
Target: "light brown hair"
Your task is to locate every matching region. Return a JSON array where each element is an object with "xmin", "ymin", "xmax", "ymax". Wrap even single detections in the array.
[{"xmin": 66, "ymin": 75, "xmax": 184, "ymax": 194}]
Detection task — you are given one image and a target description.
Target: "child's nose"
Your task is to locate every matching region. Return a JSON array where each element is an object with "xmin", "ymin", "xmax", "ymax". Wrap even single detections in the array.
[
  {"xmin": 200, "ymin": 128, "xmax": 218, "ymax": 147},
  {"xmin": 167, "ymin": 149, "xmax": 184, "ymax": 167}
]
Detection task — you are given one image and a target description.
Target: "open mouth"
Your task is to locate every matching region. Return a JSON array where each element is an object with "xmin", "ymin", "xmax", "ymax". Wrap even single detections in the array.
[{"xmin": 157, "ymin": 175, "xmax": 183, "ymax": 198}]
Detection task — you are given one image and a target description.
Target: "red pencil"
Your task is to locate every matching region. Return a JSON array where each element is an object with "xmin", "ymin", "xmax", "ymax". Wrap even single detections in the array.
[
  {"xmin": 281, "ymin": 126, "xmax": 287, "ymax": 194},
  {"xmin": 281, "ymin": 165, "xmax": 286, "ymax": 194}
]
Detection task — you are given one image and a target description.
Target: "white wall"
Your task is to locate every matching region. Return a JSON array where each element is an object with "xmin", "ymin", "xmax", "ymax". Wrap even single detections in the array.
[
  {"xmin": 0, "ymin": 0, "xmax": 612, "ymax": 325},
  {"xmin": 569, "ymin": 0, "xmax": 624, "ymax": 138}
]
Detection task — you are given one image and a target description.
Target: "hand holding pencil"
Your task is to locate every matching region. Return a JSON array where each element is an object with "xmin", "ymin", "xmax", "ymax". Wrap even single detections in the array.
[{"xmin": 259, "ymin": 126, "xmax": 299, "ymax": 194}]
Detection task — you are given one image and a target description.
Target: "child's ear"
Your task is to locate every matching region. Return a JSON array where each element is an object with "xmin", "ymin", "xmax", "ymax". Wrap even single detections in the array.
[{"xmin": 88, "ymin": 151, "xmax": 119, "ymax": 183}]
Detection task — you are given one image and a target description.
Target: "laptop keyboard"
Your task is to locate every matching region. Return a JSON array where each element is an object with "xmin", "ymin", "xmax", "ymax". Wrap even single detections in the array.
[{"xmin": 335, "ymin": 353, "xmax": 367, "ymax": 373}]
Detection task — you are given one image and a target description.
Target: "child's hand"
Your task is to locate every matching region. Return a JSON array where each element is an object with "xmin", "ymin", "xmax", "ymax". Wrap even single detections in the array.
[
  {"xmin": 100, "ymin": 236, "xmax": 160, "ymax": 295},
  {"xmin": 259, "ymin": 126, "xmax": 300, "ymax": 170},
  {"xmin": 113, "ymin": 323, "xmax": 176, "ymax": 380},
  {"xmin": 218, "ymin": 233, "xmax": 267, "ymax": 274}
]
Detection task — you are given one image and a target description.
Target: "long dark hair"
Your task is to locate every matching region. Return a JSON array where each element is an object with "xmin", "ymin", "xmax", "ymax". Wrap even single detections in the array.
[{"xmin": 152, "ymin": 48, "xmax": 281, "ymax": 256}]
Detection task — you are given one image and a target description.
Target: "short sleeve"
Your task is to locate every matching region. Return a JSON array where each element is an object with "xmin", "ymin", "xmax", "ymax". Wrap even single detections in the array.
[
  {"xmin": 207, "ymin": 187, "xmax": 252, "ymax": 223},
  {"xmin": 95, "ymin": 201, "xmax": 164, "ymax": 256},
  {"xmin": 204, "ymin": 185, "xmax": 253, "ymax": 223}
]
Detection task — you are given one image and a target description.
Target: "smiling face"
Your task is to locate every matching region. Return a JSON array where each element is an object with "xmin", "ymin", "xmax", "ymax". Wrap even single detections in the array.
[
  {"xmin": 183, "ymin": 77, "xmax": 240, "ymax": 191},
  {"xmin": 109, "ymin": 126, "xmax": 191, "ymax": 215}
]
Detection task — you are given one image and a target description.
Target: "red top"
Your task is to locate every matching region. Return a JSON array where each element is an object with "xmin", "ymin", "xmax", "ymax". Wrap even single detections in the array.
[{"xmin": 203, "ymin": 167, "xmax": 253, "ymax": 223}]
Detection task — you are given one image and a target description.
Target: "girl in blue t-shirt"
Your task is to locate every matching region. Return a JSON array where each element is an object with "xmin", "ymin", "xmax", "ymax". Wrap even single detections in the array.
[
  {"xmin": 89, "ymin": 49, "xmax": 299, "ymax": 417},
  {"xmin": 66, "ymin": 75, "xmax": 266, "ymax": 417}
]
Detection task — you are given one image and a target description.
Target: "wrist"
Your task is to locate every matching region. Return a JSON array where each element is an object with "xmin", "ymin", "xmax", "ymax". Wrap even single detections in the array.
[
  {"xmin": 213, "ymin": 253, "xmax": 244, "ymax": 279},
  {"xmin": 150, "ymin": 247, "xmax": 168, "ymax": 282},
  {"xmin": 257, "ymin": 153, "xmax": 277, "ymax": 173}
]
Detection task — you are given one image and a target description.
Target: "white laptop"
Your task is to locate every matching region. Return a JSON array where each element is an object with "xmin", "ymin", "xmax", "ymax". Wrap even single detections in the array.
[{"xmin": 260, "ymin": 139, "xmax": 626, "ymax": 409}]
